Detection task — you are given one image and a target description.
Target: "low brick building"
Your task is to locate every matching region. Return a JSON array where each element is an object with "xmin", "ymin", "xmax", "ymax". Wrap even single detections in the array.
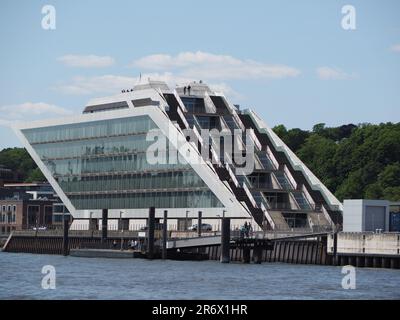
[{"xmin": 0, "ymin": 199, "xmax": 55, "ymax": 234}]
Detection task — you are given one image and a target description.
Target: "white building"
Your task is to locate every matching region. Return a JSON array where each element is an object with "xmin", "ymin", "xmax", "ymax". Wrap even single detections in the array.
[
  {"xmin": 12, "ymin": 81, "xmax": 342, "ymax": 232},
  {"xmin": 343, "ymin": 199, "xmax": 392, "ymax": 232}
]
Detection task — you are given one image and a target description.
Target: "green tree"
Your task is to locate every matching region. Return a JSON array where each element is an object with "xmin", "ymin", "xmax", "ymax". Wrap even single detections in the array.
[
  {"xmin": 312, "ymin": 123, "xmax": 326, "ymax": 134},
  {"xmin": 364, "ymin": 182, "xmax": 383, "ymax": 199},
  {"xmin": 284, "ymin": 128, "xmax": 310, "ymax": 152},
  {"xmin": 382, "ymin": 187, "xmax": 400, "ymax": 201},
  {"xmin": 0, "ymin": 147, "xmax": 46, "ymax": 182},
  {"xmin": 378, "ymin": 163, "xmax": 400, "ymax": 189},
  {"xmin": 297, "ymin": 134, "xmax": 338, "ymax": 191},
  {"xmin": 272, "ymin": 125, "xmax": 287, "ymax": 139},
  {"xmin": 335, "ymin": 169, "xmax": 365, "ymax": 200},
  {"xmin": 25, "ymin": 167, "xmax": 46, "ymax": 183}
]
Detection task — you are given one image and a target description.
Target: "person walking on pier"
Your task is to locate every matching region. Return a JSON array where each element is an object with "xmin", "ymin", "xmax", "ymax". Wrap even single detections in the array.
[
  {"xmin": 184, "ymin": 86, "xmax": 187, "ymax": 95},
  {"xmin": 239, "ymin": 225, "xmax": 245, "ymax": 239},
  {"xmin": 248, "ymin": 223, "xmax": 253, "ymax": 238},
  {"xmin": 187, "ymin": 85, "xmax": 191, "ymax": 96},
  {"xmin": 130, "ymin": 239, "xmax": 138, "ymax": 250},
  {"xmin": 243, "ymin": 222, "xmax": 249, "ymax": 238}
]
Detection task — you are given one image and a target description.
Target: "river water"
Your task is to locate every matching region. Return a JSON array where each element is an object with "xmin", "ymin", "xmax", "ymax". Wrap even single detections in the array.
[{"xmin": 0, "ymin": 252, "xmax": 399, "ymax": 300}]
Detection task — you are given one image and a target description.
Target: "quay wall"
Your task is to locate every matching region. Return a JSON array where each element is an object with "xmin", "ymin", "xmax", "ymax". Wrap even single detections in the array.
[
  {"xmin": 325, "ymin": 232, "xmax": 400, "ymax": 269},
  {"xmin": 3, "ymin": 232, "xmax": 400, "ymax": 269},
  {"xmin": 3, "ymin": 235, "xmax": 138, "ymax": 255},
  {"xmin": 201, "ymin": 239, "xmax": 330, "ymax": 265},
  {"xmin": 327, "ymin": 232, "xmax": 400, "ymax": 256},
  {"xmin": 3, "ymin": 233, "xmax": 328, "ymax": 266}
]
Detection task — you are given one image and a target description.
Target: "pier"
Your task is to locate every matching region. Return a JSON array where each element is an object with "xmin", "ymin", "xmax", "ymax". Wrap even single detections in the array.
[
  {"xmin": 2, "ymin": 230, "xmax": 400, "ymax": 268},
  {"xmin": 2, "ymin": 218, "xmax": 399, "ymax": 269},
  {"xmin": 0, "ymin": 227, "xmax": 329, "ymax": 265}
]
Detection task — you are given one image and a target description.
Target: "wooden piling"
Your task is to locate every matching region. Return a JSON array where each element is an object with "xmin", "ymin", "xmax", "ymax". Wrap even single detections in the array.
[
  {"xmin": 356, "ymin": 256, "xmax": 364, "ymax": 267},
  {"xmin": 220, "ymin": 218, "xmax": 230, "ymax": 263},
  {"xmin": 253, "ymin": 246, "xmax": 262, "ymax": 264},
  {"xmin": 364, "ymin": 256, "xmax": 372, "ymax": 268},
  {"xmin": 382, "ymin": 257, "xmax": 390, "ymax": 269},
  {"xmin": 242, "ymin": 247, "xmax": 250, "ymax": 263},
  {"xmin": 162, "ymin": 210, "xmax": 168, "ymax": 260},
  {"xmin": 197, "ymin": 211, "xmax": 202, "ymax": 238},
  {"xmin": 348, "ymin": 256, "xmax": 356, "ymax": 267},
  {"xmin": 101, "ymin": 209, "xmax": 108, "ymax": 243},
  {"xmin": 373, "ymin": 256, "xmax": 381, "ymax": 268},
  {"xmin": 63, "ymin": 216, "xmax": 69, "ymax": 256},
  {"xmin": 147, "ymin": 207, "xmax": 155, "ymax": 259}
]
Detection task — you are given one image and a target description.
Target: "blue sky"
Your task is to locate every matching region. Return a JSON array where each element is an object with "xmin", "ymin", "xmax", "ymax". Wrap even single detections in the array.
[{"xmin": 0, "ymin": 0, "xmax": 399, "ymax": 150}]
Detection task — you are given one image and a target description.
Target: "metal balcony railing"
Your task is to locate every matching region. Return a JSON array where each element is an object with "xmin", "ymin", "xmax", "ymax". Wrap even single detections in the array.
[
  {"xmin": 251, "ymin": 191, "xmax": 271, "ymax": 210},
  {"xmin": 273, "ymin": 171, "xmax": 294, "ymax": 190},
  {"xmin": 268, "ymin": 202, "xmax": 294, "ymax": 210}
]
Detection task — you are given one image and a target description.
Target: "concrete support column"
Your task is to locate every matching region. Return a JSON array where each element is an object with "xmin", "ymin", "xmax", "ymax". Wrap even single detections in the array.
[
  {"xmin": 162, "ymin": 210, "xmax": 168, "ymax": 260},
  {"xmin": 390, "ymin": 258, "xmax": 399, "ymax": 269},
  {"xmin": 197, "ymin": 211, "xmax": 202, "ymax": 237},
  {"xmin": 62, "ymin": 215, "xmax": 69, "ymax": 256},
  {"xmin": 147, "ymin": 207, "xmax": 155, "ymax": 259},
  {"xmin": 220, "ymin": 218, "xmax": 231, "ymax": 263},
  {"xmin": 101, "ymin": 209, "xmax": 108, "ymax": 243},
  {"xmin": 242, "ymin": 247, "xmax": 250, "ymax": 264}
]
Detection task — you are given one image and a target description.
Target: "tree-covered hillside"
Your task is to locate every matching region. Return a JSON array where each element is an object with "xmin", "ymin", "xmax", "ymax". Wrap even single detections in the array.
[
  {"xmin": 0, "ymin": 148, "xmax": 45, "ymax": 182},
  {"xmin": 273, "ymin": 122, "xmax": 400, "ymax": 202},
  {"xmin": 0, "ymin": 122, "xmax": 399, "ymax": 201}
]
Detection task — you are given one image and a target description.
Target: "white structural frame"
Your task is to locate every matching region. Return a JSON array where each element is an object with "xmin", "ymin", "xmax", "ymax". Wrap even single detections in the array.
[
  {"xmin": 13, "ymin": 97, "xmax": 250, "ymax": 220},
  {"xmin": 244, "ymin": 109, "xmax": 343, "ymax": 212}
]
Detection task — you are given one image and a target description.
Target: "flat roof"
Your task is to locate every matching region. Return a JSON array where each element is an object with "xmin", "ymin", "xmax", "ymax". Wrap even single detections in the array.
[{"xmin": 3, "ymin": 183, "xmax": 51, "ymax": 187}]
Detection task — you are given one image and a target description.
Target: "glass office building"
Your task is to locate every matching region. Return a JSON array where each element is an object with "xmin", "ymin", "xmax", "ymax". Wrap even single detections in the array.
[
  {"xmin": 14, "ymin": 80, "xmax": 343, "ymax": 230},
  {"xmin": 21, "ymin": 114, "xmax": 222, "ymax": 211}
]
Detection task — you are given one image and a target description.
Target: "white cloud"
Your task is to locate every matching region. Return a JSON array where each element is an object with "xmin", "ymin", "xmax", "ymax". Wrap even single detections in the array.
[
  {"xmin": 133, "ymin": 51, "xmax": 300, "ymax": 80},
  {"xmin": 316, "ymin": 67, "xmax": 356, "ymax": 80},
  {"xmin": 54, "ymin": 72, "xmax": 241, "ymax": 99},
  {"xmin": 0, "ymin": 102, "xmax": 72, "ymax": 127},
  {"xmin": 55, "ymin": 75, "xmax": 136, "ymax": 95},
  {"xmin": 53, "ymin": 51, "xmax": 299, "ymax": 101},
  {"xmin": 390, "ymin": 44, "xmax": 400, "ymax": 53},
  {"xmin": 57, "ymin": 55, "xmax": 115, "ymax": 68}
]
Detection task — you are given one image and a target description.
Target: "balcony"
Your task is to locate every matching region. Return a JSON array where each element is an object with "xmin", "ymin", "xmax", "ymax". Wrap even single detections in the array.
[
  {"xmin": 268, "ymin": 202, "xmax": 294, "ymax": 211},
  {"xmin": 256, "ymin": 153, "xmax": 275, "ymax": 171},
  {"xmin": 273, "ymin": 171, "xmax": 294, "ymax": 190}
]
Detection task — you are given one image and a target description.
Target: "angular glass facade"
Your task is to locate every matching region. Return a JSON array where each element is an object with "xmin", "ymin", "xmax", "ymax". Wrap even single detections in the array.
[
  {"xmin": 13, "ymin": 81, "xmax": 346, "ymax": 230},
  {"xmin": 22, "ymin": 115, "xmax": 223, "ymax": 210}
]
